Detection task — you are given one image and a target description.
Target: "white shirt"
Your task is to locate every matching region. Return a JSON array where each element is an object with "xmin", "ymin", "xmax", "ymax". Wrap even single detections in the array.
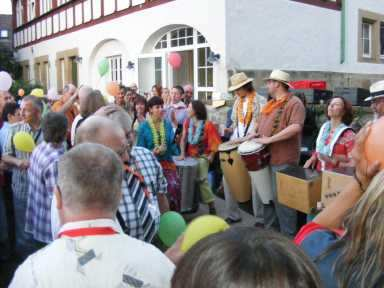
[
  {"xmin": 70, "ymin": 114, "xmax": 84, "ymax": 146},
  {"xmin": 10, "ymin": 219, "xmax": 175, "ymax": 288}
]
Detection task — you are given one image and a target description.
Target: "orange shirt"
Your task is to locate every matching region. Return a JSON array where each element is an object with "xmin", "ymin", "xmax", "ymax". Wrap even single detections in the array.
[{"xmin": 51, "ymin": 98, "xmax": 79, "ymax": 134}]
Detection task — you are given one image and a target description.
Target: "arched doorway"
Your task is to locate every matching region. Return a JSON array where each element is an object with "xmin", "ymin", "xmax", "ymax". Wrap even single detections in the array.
[{"xmin": 139, "ymin": 25, "xmax": 214, "ymax": 103}]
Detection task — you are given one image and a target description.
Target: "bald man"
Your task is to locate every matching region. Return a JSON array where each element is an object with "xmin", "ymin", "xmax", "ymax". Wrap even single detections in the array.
[
  {"xmin": 183, "ymin": 84, "xmax": 193, "ymax": 106},
  {"xmin": 51, "ymin": 115, "xmax": 168, "ymax": 243}
]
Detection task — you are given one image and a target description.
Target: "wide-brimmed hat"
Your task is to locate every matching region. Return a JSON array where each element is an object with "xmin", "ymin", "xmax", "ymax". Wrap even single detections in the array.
[
  {"xmin": 30, "ymin": 88, "xmax": 45, "ymax": 98},
  {"xmin": 228, "ymin": 72, "xmax": 254, "ymax": 92},
  {"xmin": 365, "ymin": 80, "xmax": 384, "ymax": 102},
  {"xmin": 264, "ymin": 70, "xmax": 293, "ymax": 88}
]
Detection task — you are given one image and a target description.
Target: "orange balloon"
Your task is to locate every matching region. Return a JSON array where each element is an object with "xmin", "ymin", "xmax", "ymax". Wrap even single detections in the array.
[
  {"xmin": 18, "ymin": 88, "xmax": 25, "ymax": 97},
  {"xmin": 106, "ymin": 81, "xmax": 120, "ymax": 97},
  {"xmin": 365, "ymin": 117, "xmax": 384, "ymax": 170}
]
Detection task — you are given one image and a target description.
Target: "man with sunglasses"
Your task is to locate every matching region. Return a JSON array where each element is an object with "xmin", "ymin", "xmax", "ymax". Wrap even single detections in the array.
[{"xmin": 365, "ymin": 80, "xmax": 384, "ymax": 120}]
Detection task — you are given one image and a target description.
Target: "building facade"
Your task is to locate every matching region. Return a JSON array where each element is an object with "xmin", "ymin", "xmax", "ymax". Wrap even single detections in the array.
[
  {"xmin": 0, "ymin": 14, "xmax": 13, "ymax": 50},
  {"xmin": 11, "ymin": 0, "xmax": 384, "ymax": 101}
]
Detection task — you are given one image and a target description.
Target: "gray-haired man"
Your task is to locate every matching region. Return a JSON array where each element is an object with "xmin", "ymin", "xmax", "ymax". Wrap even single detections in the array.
[{"xmin": 10, "ymin": 143, "xmax": 174, "ymax": 288}]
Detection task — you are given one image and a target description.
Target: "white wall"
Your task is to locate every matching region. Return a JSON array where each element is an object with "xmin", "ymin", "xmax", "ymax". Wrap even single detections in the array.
[
  {"xmin": 226, "ymin": 0, "xmax": 341, "ymax": 72},
  {"xmin": 225, "ymin": 0, "xmax": 384, "ymax": 75},
  {"xmin": 344, "ymin": 0, "xmax": 384, "ymax": 74},
  {"xmin": 15, "ymin": 0, "xmax": 228, "ymax": 95}
]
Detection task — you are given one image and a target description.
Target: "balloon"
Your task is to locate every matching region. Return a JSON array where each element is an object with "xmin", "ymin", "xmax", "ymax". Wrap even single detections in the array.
[
  {"xmin": 98, "ymin": 58, "xmax": 109, "ymax": 77},
  {"xmin": 181, "ymin": 215, "xmax": 229, "ymax": 252},
  {"xmin": 30, "ymin": 88, "xmax": 44, "ymax": 98},
  {"xmin": 365, "ymin": 117, "xmax": 384, "ymax": 170},
  {"xmin": 168, "ymin": 52, "xmax": 182, "ymax": 69},
  {"xmin": 13, "ymin": 132, "xmax": 36, "ymax": 153},
  {"xmin": 106, "ymin": 81, "xmax": 120, "ymax": 97},
  {"xmin": 0, "ymin": 71, "xmax": 13, "ymax": 91},
  {"xmin": 18, "ymin": 89, "xmax": 25, "ymax": 97},
  {"xmin": 158, "ymin": 212, "xmax": 186, "ymax": 247}
]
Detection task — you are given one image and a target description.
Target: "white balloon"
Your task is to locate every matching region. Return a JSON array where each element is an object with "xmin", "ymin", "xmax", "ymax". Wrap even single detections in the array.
[{"xmin": 0, "ymin": 71, "xmax": 13, "ymax": 91}]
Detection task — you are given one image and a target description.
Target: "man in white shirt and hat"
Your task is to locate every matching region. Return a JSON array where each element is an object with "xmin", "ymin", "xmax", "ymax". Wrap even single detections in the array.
[
  {"xmin": 10, "ymin": 143, "xmax": 174, "ymax": 288},
  {"xmin": 365, "ymin": 80, "xmax": 384, "ymax": 120}
]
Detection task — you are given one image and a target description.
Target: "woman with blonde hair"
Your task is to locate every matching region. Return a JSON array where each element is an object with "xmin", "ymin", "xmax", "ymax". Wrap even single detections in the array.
[{"xmin": 296, "ymin": 123, "xmax": 383, "ymax": 288}]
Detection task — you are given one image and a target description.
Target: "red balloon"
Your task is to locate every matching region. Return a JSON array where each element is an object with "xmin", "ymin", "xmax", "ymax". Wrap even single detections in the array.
[
  {"xmin": 168, "ymin": 52, "xmax": 182, "ymax": 69},
  {"xmin": 106, "ymin": 81, "xmax": 120, "ymax": 97},
  {"xmin": 365, "ymin": 117, "xmax": 384, "ymax": 170}
]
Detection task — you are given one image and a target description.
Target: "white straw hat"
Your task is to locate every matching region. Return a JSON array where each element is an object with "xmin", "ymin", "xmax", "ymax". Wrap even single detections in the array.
[
  {"xmin": 264, "ymin": 69, "xmax": 293, "ymax": 88},
  {"xmin": 228, "ymin": 72, "xmax": 254, "ymax": 92},
  {"xmin": 365, "ymin": 80, "xmax": 384, "ymax": 102}
]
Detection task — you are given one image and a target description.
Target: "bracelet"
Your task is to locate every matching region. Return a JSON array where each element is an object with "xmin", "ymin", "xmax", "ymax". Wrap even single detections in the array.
[{"xmin": 353, "ymin": 171, "xmax": 365, "ymax": 192}]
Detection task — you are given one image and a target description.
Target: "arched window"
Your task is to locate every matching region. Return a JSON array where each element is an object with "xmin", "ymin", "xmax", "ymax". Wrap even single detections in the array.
[{"xmin": 151, "ymin": 27, "xmax": 213, "ymax": 103}]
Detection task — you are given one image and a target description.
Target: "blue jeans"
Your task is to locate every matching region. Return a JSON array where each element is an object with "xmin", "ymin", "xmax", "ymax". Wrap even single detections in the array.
[
  {"xmin": 264, "ymin": 164, "xmax": 298, "ymax": 237},
  {"xmin": 13, "ymin": 195, "xmax": 39, "ymax": 260}
]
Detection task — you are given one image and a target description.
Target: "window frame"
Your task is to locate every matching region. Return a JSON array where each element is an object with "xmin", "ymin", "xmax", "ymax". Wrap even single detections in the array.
[
  {"xmin": 0, "ymin": 29, "xmax": 9, "ymax": 39},
  {"xmin": 107, "ymin": 54, "xmax": 123, "ymax": 84},
  {"xmin": 362, "ymin": 21, "xmax": 372, "ymax": 58}
]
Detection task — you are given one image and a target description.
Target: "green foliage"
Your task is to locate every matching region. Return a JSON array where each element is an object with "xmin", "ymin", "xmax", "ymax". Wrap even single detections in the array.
[
  {"xmin": 10, "ymin": 80, "xmax": 44, "ymax": 100},
  {"xmin": 0, "ymin": 47, "xmax": 21, "ymax": 79}
]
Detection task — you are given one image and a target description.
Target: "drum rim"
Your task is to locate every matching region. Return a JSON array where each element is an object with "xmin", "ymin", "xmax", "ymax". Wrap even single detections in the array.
[
  {"xmin": 218, "ymin": 143, "xmax": 240, "ymax": 152},
  {"xmin": 238, "ymin": 142, "xmax": 265, "ymax": 155}
]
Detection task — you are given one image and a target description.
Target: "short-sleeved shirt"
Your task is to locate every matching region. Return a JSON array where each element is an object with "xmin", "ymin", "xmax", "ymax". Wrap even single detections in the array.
[
  {"xmin": 3, "ymin": 122, "xmax": 44, "ymax": 201},
  {"xmin": 258, "ymin": 95, "xmax": 305, "ymax": 166},
  {"xmin": 51, "ymin": 98, "xmax": 79, "ymax": 133},
  {"xmin": 25, "ymin": 142, "xmax": 65, "ymax": 243},
  {"xmin": 10, "ymin": 219, "xmax": 175, "ymax": 288}
]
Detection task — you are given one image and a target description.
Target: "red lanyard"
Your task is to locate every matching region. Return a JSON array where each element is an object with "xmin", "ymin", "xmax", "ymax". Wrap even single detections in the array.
[
  {"xmin": 124, "ymin": 164, "xmax": 151, "ymax": 199},
  {"xmin": 58, "ymin": 227, "xmax": 118, "ymax": 238}
]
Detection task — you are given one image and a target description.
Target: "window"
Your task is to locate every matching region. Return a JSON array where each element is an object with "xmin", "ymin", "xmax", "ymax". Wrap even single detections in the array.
[
  {"xmin": 362, "ymin": 21, "xmax": 372, "ymax": 58},
  {"xmin": 0, "ymin": 30, "xmax": 9, "ymax": 39},
  {"xmin": 170, "ymin": 27, "xmax": 193, "ymax": 48},
  {"xmin": 381, "ymin": 22, "xmax": 384, "ymax": 58},
  {"xmin": 108, "ymin": 55, "xmax": 123, "ymax": 83},
  {"xmin": 27, "ymin": 0, "xmax": 36, "ymax": 22},
  {"xmin": 155, "ymin": 57, "xmax": 162, "ymax": 85},
  {"xmin": 197, "ymin": 47, "xmax": 213, "ymax": 103},
  {"xmin": 16, "ymin": 0, "xmax": 24, "ymax": 27},
  {"xmin": 40, "ymin": 0, "xmax": 52, "ymax": 15},
  {"xmin": 155, "ymin": 35, "xmax": 167, "ymax": 49}
]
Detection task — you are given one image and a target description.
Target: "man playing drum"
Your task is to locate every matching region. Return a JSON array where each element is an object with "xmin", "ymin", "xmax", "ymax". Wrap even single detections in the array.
[
  {"xmin": 255, "ymin": 70, "xmax": 306, "ymax": 237},
  {"xmin": 223, "ymin": 72, "xmax": 266, "ymax": 225}
]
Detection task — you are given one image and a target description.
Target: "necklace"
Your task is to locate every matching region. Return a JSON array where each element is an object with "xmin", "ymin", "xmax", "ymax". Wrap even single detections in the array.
[
  {"xmin": 148, "ymin": 117, "xmax": 167, "ymax": 154},
  {"xmin": 237, "ymin": 93, "xmax": 255, "ymax": 125},
  {"xmin": 188, "ymin": 119, "xmax": 205, "ymax": 145}
]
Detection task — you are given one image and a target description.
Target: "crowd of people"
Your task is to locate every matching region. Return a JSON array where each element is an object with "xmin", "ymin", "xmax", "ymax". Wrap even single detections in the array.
[{"xmin": 0, "ymin": 69, "xmax": 383, "ymax": 287}]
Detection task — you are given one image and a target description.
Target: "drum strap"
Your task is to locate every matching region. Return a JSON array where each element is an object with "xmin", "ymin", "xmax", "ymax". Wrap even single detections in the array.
[
  {"xmin": 237, "ymin": 117, "xmax": 253, "ymax": 138},
  {"xmin": 270, "ymin": 97, "xmax": 290, "ymax": 136}
]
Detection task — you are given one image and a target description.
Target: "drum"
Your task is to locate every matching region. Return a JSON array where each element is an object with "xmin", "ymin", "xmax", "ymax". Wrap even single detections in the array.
[
  {"xmin": 219, "ymin": 141, "xmax": 251, "ymax": 203},
  {"xmin": 238, "ymin": 140, "xmax": 270, "ymax": 171},
  {"xmin": 173, "ymin": 157, "xmax": 199, "ymax": 213},
  {"xmin": 238, "ymin": 140, "xmax": 273, "ymax": 204}
]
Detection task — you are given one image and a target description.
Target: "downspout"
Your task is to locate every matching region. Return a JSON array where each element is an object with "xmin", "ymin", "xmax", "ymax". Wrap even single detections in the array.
[{"xmin": 340, "ymin": 0, "xmax": 346, "ymax": 64}]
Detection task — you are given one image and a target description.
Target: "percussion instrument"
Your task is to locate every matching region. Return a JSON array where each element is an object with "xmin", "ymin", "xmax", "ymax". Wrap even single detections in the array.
[
  {"xmin": 238, "ymin": 140, "xmax": 270, "ymax": 171},
  {"xmin": 219, "ymin": 141, "xmax": 251, "ymax": 203},
  {"xmin": 173, "ymin": 157, "xmax": 199, "ymax": 213},
  {"xmin": 238, "ymin": 140, "xmax": 273, "ymax": 204}
]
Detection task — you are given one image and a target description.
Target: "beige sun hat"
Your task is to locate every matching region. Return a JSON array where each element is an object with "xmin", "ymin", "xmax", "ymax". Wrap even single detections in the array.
[
  {"xmin": 228, "ymin": 72, "xmax": 254, "ymax": 92},
  {"xmin": 264, "ymin": 69, "xmax": 293, "ymax": 88},
  {"xmin": 365, "ymin": 80, "xmax": 384, "ymax": 102}
]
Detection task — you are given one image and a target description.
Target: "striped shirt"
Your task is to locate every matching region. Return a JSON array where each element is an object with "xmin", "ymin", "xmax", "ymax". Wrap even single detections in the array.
[{"xmin": 3, "ymin": 122, "xmax": 44, "ymax": 202}]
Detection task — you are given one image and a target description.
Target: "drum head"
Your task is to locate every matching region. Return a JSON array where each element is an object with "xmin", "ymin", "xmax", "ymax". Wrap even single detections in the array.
[
  {"xmin": 218, "ymin": 141, "xmax": 240, "ymax": 152},
  {"xmin": 238, "ymin": 140, "xmax": 264, "ymax": 155},
  {"xmin": 173, "ymin": 157, "xmax": 198, "ymax": 167}
]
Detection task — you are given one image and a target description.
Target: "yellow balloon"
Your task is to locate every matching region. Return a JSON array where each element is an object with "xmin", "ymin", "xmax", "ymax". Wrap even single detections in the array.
[
  {"xmin": 13, "ymin": 132, "xmax": 36, "ymax": 153},
  {"xmin": 30, "ymin": 88, "xmax": 44, "ymax": 98},
  {"xmin": 181, "ymin": 215, "xmax": 229, "ymax": 253}
]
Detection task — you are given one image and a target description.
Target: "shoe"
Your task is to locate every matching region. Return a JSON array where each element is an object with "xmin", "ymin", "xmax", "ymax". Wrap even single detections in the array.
[
  {"xmin": 254, "ymin": 223, "xmax": 264, "ymax": 229},
  {"xmin": 225, "ymin": 217, "xmax": 242, "ymax": 225}
]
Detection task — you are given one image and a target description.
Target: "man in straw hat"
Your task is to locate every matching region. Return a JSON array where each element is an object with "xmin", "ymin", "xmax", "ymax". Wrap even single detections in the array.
[
  {"xmin": 254, "ymin": 69, "xmax": 305, "ymax": 237},
  {"xmin": 365, "ymin": 80, "xmax": 384, "ymax": 120},
  {"xmin": 223, "ymin": 72, "xmax": 266, "ymax": 225}
]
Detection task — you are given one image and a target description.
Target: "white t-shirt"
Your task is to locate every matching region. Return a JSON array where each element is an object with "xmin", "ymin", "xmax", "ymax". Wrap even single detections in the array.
[
  {"xmin": 70, "ymin": 114, "xmax": 84, "ymax": 146},
  {"xmin": 10, "ymin": 219, "xmax": 175, "ymax": 288},
  {"xmin": 231, "ymin": 98, "xmax": 256, "ymax": 140}
]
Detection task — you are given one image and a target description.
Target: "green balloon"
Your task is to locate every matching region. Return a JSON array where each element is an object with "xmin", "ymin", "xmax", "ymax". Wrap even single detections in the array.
[
  {"xmin": 98, "ymin": 58, "xmax": 109, "ymax": 77},
  {"xmin": 158, "ymin": 211, "xmax": 186, "ymax": 247}
]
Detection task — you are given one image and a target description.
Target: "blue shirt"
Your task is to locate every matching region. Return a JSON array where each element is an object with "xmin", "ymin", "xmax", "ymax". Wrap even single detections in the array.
[
  {"xmin": 136, "ymin": 120, "xmax": 178, "ymax": 162},
  {"xmin": 0, "ymin": 122, "xmax": 10, "ymax": 154}
]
